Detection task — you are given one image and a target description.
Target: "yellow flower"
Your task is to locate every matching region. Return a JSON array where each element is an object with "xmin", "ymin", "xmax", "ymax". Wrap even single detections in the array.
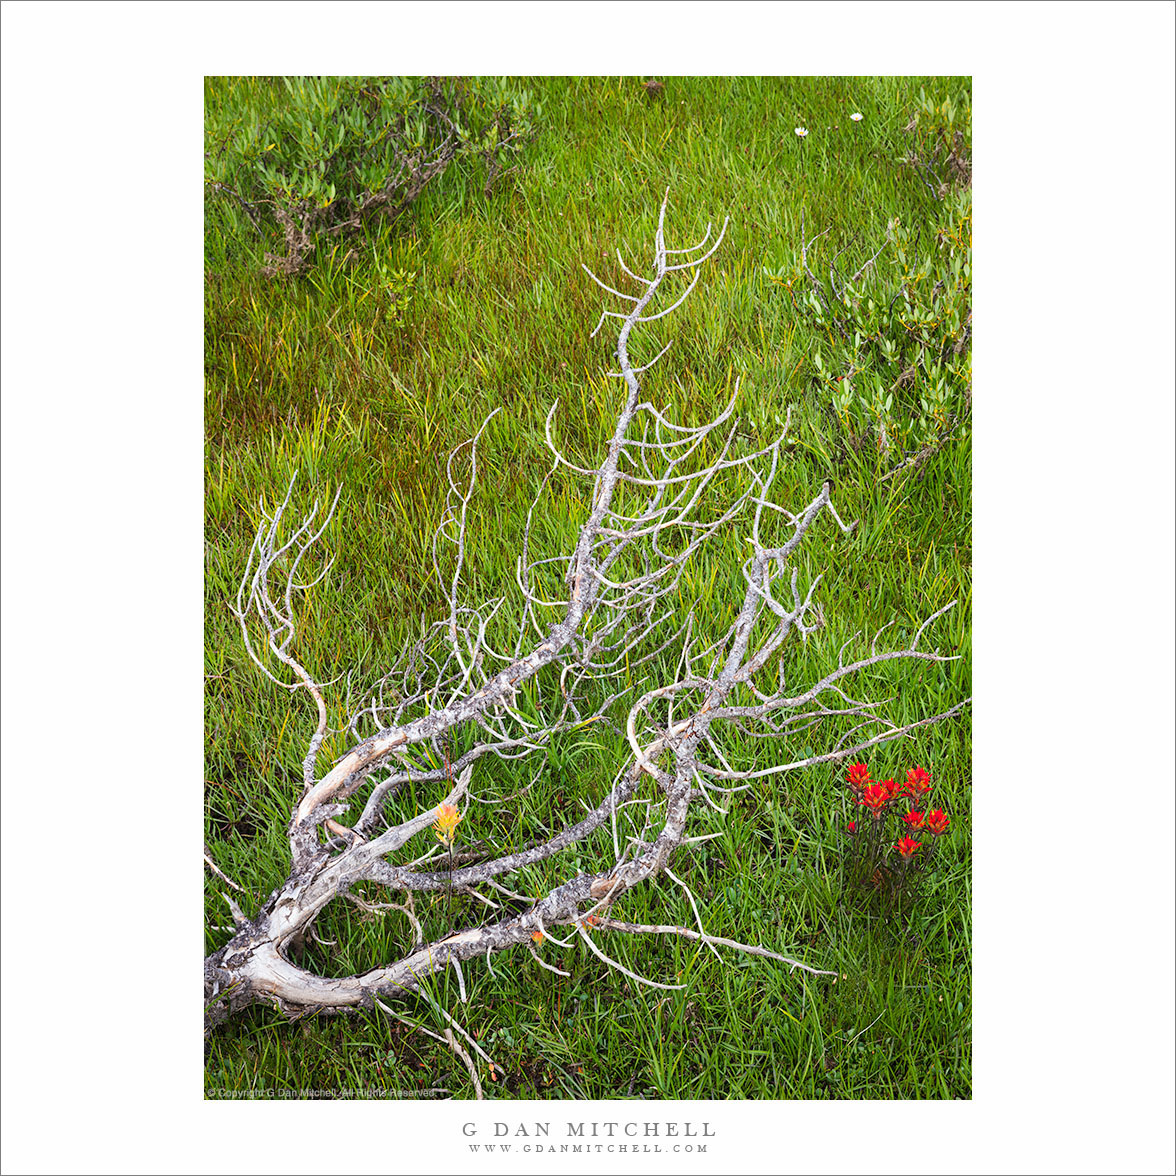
[{"xmin": 432, "ymin": 803, "xmax": 463, "ymax": 845}]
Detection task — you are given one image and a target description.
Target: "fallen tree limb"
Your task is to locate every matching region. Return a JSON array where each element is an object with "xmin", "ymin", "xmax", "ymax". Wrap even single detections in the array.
[{"xmin": 205, "ymin": 192, "xmax": 969, "ymax": 1036}]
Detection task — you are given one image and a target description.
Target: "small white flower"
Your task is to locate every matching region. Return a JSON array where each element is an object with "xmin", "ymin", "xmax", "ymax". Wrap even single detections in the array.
[
  {"xmin": 794, "ymin": 126, "xmax": 808, "ymax": 138},
  {"xmin": 850, "ymin": 112, "xmax": 864, "ymax": 122}
]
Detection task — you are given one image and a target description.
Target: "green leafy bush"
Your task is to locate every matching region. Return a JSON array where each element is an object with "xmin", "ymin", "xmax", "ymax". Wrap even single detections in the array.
[
  {"xmin": 204, "ymin": 76, "xmax": 538, "ymax": 276},
  {"xmin": 900, "ymin": 86, "xmax": 972, "ymax": 197},
  {"xmin": 764, "ymin": 185, "xmax": 971, "ymax": 467}
]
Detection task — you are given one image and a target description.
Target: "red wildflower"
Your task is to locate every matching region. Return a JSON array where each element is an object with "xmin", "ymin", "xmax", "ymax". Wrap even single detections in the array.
[
  {"xmin": 894, "ymin": 835, "xmax": 922, "ymax": 859},
  {"xmin": 903, "ymin": 810, "xmax": 926, "ymax": 830},
  {"xmin": 845, "ymin": 763, "xmax": 872, "ymax": 790},
  {"xmin": 925, "ymin": 809, "xmax": 950, "ymax": 836},
  {"xmin": 880, "ymin": 778, "xmax": 901, "ymax": 800},
  {"xmin": 859, "ymin": 783, "xmax": 889, "ymax": 814},
  {"xmin": 846, "ymin": 821, "xmax": 856, "ymax": 834},
  {"xmin": 531, "ymin": 930, "xmax": 544, "ymax": 944},
  {"xmin": 904, "ymin": 766, "xmax": 932, "ymax": 796}
]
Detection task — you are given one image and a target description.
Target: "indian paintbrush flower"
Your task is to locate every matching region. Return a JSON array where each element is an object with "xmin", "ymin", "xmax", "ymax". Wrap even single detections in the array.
[
  {"xmin": 433, "ymin": 802, "xmax": 463, "ymax": 845},
  {"xmin": 904, "ymin": 766, "xmax": 932, "ymax": 796},
  {"xmin": 838, "ymin": 760, "xmax": 952, "ymax": 919},
  {"xmin": 846, "ymin": 762, "xmax": 872, "ymax": 791},
  {"xmin": 925, "ymin": 809, "xmax": 950, "ymax": 836},
  {"xmin": 894, "ymin": 835, "xmax": 922, "ymax": 859}
]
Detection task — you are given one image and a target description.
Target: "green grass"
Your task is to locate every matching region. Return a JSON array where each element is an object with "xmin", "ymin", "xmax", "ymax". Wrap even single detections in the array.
[{"xmin": 204, "ymin": 74, "xmax": 971, "ymax": 1100}]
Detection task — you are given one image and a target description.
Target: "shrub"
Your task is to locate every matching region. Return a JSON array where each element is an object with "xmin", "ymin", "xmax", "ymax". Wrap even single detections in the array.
[
  {"xmin": 764, "ymin": 185, "xmax": 971, "ymax": 468},
  {"xmin": 204, "ymin": 75, "xmax": 538, "ymax": 277},
  {"xmin": 900, "ymin": 86, "xmax": 972, "ymax": 197}
]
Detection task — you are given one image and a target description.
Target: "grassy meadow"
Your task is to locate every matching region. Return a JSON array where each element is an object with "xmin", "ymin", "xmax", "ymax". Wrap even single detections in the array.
[{"xmin": 204, "ymin": 75, "xmax": 972, "ymax": 1100}]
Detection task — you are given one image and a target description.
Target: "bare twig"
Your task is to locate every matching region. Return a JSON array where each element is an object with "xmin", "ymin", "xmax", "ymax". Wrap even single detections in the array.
[
  {"xmin": 204, "ymin": 845, "xmax": 245, "ymax": 893},
  {"xmin": 591, "ymin": 918, "xmax": 838, "ymax": 977},
  {"xmin": 444, "ymin": 1029, "xmax": 484, "ymax": 1098}
]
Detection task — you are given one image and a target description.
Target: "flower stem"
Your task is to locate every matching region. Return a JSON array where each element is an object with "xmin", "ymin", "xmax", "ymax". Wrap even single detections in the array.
[{"xmin": 447, "ymin": 841, "xmax": 454, "ymax": 927}]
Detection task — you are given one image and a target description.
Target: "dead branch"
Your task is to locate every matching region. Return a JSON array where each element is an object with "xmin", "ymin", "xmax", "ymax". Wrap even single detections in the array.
[
  {"xmin": 203, "ymin": 844, "xmax": 245, "ymax": 893},
  {"xmin": 205, "ymin": 193, "xmax": 969, "ymax": 1035},
  {"xmin": 586, "ymin": 918, "xmax": 837, "ymax": 976}
]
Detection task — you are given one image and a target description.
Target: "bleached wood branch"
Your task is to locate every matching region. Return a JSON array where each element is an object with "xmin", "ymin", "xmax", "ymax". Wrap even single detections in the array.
[
  {"xmin": 588, "ymin": 918, "xmax": 838, "ymax": 977},
  {"xmin": 203, "ymin": 845, "xmax": 245, "ymax": 893},
  {"xmin": 205, "ymin": 194, "xmax": 969, "ymax": 1034}
]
